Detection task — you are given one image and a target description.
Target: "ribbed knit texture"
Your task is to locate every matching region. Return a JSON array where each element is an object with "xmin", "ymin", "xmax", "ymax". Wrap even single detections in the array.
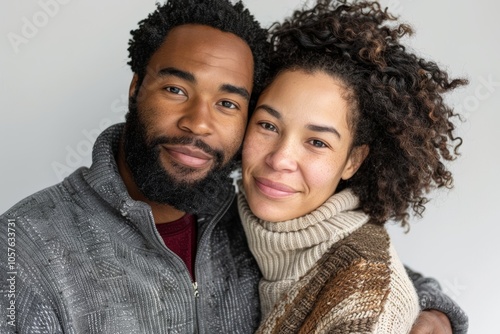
[
  {"xmin": 238, "ymin": 185, "xmax": 420, "ymax": 333},
  {"xmin": 0, "ymin": 124, "xmax": 261, "ymax": 334}
]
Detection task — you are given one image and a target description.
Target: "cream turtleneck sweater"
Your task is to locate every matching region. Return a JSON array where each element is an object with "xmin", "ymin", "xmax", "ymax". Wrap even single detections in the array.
[{"xmin": 237, "ymin": 186, "xmax": 420, "ymax": 333}]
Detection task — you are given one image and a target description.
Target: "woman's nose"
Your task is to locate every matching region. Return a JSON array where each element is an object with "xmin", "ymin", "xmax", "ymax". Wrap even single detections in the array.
[{"xmin": 265, "ymin": 139, "xmax": 298, "ymax": 172}]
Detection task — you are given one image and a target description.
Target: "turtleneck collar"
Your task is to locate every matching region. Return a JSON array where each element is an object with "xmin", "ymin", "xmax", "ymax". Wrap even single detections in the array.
[
  {"xmin": 237, "ymin": 182, "xmax": 370, "ymax": 281},
  {"xmin": 237, "ymin": 183, "xmax": 370, "ymax": 316}
]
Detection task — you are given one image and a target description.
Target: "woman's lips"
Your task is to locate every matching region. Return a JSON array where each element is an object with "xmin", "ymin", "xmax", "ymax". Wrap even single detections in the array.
[
  {"xmin": 162, "ymin": 145, "xmax": 213, "ymax": 169},
  {"xmin": 254, "ymin": 177, "xmax": 298, "ymax": 198}
]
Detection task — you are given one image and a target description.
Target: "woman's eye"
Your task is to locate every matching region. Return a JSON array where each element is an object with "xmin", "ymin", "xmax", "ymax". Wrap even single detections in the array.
[
  {"xmin": 165, "ymin": 86, "xmax": 185, "ymax": 95},
  {"xmin": 259, "ymin": 122, "xmax": 277, "ymax": 132},
  {"xmin": 219, "ymin": 100, "xmax": 237, "ymax": 109},
  {"xmin": 310, "ymin": 139, "xmax": 327, "ymax": 148}
]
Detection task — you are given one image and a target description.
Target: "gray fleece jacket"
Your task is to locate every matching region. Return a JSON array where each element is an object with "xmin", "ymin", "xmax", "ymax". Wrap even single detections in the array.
[{"xmin": 0, "ymin": 124, "xmax": 260, "ymax": 333}]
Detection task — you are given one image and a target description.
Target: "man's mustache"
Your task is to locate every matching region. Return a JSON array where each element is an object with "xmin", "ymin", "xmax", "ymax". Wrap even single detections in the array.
[{"xmin": 149, "ymin": 136, "xmax": 224, "ymax": 166}]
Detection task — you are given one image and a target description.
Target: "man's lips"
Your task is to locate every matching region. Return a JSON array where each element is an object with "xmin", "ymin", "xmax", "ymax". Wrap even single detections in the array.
[
  {"xmin": 162, "ymin": 145, "xmax": 213, "ymax": 169},
  {"xmin": 254, "ymin": 177, "xmax": 298, "ymax": 198}
]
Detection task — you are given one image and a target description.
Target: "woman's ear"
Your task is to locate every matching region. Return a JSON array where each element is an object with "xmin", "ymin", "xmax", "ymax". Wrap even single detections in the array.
[{"xmin": 341, "ymin": 144, "xmax": 369, "ymax": 180}]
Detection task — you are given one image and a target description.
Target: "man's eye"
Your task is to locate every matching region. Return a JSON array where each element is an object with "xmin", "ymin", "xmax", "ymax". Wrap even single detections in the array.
[
  {"xmin": 259, "ymin": 122, "xmax": 277, "ymax": 132},
  {"xmin": 219, "ymin": 100, "xmax": 237, "ymax": 109},
  {"xmin": 165, "ymin": 86, "xmax": 185, "ymax": 95}
]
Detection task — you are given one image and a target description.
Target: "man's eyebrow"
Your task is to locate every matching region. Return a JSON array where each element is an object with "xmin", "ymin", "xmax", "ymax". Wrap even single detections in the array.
[
  {"xmin": 157, "ymin": 67, "xmax": 195, "ymax": 82},
  {"xmin": 220, "ymin": 84, "xmax": 250, "ymax": 102},
  {"xmin": 255, "ymin": 104, "xmax": 281, "ymax": 119},
  {"xmin": 156, "ymin": 68, "xmax": 249, "ymax": 101},
  {"xmin": 307, "ymin": 124, "xmax": 341, "ymax": 139}
]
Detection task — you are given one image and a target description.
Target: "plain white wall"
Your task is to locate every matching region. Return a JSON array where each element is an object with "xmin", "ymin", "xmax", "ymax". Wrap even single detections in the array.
[{"xmin": 1, "ymin": 1, "xmax": 498, "ymax": 332}]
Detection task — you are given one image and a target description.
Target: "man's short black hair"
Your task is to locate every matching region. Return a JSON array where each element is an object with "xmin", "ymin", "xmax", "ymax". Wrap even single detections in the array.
[{"xmin": 128, "ymin": 0, "xmax": 270, "ymax": 109}]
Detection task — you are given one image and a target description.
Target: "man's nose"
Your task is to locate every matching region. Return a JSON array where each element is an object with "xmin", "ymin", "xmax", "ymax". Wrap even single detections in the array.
[{"xmin": 177, "ymin": 98, "xmax": 213, "ymax": 136}]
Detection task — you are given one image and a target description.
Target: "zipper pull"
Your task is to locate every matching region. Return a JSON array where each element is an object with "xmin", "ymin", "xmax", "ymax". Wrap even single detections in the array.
[{"xmin": 193, "ymin": 281, "xmax": 199, "ymax": 298}]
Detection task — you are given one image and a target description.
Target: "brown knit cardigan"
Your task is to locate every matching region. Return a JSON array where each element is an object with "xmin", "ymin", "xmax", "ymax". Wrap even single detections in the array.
[
  {"xmin": 237, "ymin": 186, "xmax": 419, "ymax": 334},
  {"xmin": 257, "ymin": 223, "xmax": 392, "ymax": 333}
]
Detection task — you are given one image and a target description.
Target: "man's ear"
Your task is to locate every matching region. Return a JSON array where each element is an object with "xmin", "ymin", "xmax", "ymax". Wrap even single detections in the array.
[
  {"xmin": 341, "ymin": 144, "xmax": 369, "ymax": 180},
  {"xmin": 129, "ymin": 74, "xmax": 139, "ymax": 98}
]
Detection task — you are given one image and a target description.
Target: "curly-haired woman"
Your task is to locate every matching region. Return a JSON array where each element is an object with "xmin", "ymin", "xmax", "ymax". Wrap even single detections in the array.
[{"xmin": 237, "ymin": 0, "xmax": 468, "ymax": 333}]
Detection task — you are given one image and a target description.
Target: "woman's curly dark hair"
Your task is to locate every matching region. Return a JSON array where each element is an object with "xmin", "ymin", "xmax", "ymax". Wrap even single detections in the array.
[
  {"xmin": 127, "ymin": 0, "xmax": 270, "ymax": 112},
  {"xmin": 268, "ymin": 0, "xmax": 468, "ymax": 227}
]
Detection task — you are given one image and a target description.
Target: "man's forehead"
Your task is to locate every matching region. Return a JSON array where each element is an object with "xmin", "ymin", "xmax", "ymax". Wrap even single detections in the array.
[
  {"xmin": 164, "ymin": 24, "xmax": 252, "ymax": 56},
  {"xmin": 147, "ymin": 24, "xmax": 254, "ymax": 90}
]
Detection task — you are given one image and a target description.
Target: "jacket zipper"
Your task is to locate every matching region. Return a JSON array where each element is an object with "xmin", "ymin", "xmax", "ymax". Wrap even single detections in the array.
[
  {"xmin": 193, "ymin": 281, "xmax": 199, "ymax": 298},
  {"xmin": 142, "ymin": 191, "xmax": 235, "ymax": 334},
  {"xmin": 144, "ymin": 212, "xmax": 201, "ymax": 333},
  {"xmin": 193, "ymin": 193, "xmax": 234, "ymax": 334},
  {"xmin": 193, "ymin": 281, "xmax": 199, "ymax": 333}
]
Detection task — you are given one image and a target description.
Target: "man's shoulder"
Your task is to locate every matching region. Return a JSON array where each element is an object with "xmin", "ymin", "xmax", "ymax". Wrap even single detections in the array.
[{"xmin": 1, "ymin": 167, "xmax": 89, "ymax": 228}]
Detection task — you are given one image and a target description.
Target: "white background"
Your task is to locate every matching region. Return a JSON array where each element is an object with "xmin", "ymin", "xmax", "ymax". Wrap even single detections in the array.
[{"xmin": 1, "ymin": 1, "xmax": 498, "ymax": 332}]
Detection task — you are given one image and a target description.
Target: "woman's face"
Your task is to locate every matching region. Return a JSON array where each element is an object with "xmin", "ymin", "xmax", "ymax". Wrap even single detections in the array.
[{"xmin": 242, "ymin": 69, "xmax": 367, "ymax": 222}]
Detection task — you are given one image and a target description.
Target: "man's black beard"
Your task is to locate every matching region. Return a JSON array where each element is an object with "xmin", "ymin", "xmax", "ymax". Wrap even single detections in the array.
[{"xmin": 123, "ymin": 96, "xmax": 238, "ymax": 217}]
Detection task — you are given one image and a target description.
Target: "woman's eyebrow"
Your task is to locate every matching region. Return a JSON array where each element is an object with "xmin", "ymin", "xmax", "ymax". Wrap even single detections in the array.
[
  {"xmin": 256, "ymin": 104, "xmax": 281, "ymax": 119},
  {"xmin": 306, "ymin": 124, "xmax": 341, "ymax": 139}
]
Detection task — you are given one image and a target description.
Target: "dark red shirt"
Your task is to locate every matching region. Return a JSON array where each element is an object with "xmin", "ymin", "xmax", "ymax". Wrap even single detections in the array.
[{"xmin": 155, "ymin": 214, "xmax": 197, "ymax": 280}]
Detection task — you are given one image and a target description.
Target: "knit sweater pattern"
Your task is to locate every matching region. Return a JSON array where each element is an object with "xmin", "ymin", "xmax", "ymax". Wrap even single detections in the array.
[
  {"xmin": 238, "ymin": 187, "xmax": 420, "ymax": 333},
  {"xmin": 0, "ymin": 124, "xmax": 261, "ymax": 334}
]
